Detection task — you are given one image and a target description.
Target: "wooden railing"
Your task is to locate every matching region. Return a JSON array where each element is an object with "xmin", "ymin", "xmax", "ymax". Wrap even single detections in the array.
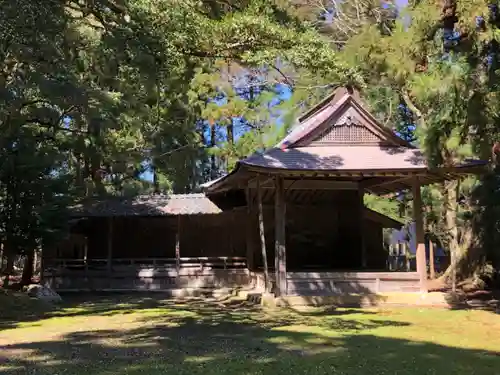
[{"xmin": 44, "ymin": 257, "xmax": 247, "ymax": 271}]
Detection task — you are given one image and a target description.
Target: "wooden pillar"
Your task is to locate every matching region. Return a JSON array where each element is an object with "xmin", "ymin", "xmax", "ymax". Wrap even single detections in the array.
[
  {"xmin": 412, "ymin": 178, "xmax": 427, "ymax": 292},
  {"xmin": 107, "ymin": 218, "xmax": 113, "ymax": 275},
  {"xmin": 0, "ymin": 241, "xmax": 3, "ymax": 272},
  {"xmin": 359, "ymin": 186, "xmax": 367, "ymax": 268},
  {"xmin": 83, "ymin": 237, "xmax": 88, "ymax": 274},
  {"xmin": 245, "ymin": 187, "xmax": 255, "ymax": 271},
  {"xmin": 274, "ymin": 176, "xmax": 287, "ymax": 296},
  {"xmin": 429, "ymin": 240, "xmax": 435, "ymax": 279},
  {"xmin": 176, "ymin": 216, "xmax": 181, "ymax": 274},
  {"xmin": 39, "ymin": 247, "xmax": 45, "ymax": 285},
  {"xmin": 257, "ymin": 179, "xmax": 270, "ymax": 292}
]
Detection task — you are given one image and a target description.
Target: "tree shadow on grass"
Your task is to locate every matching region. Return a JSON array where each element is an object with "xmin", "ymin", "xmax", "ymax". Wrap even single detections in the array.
[
  {"xmin": 0, "ymin": 297, "xmax": 499, "ymax": 375},
  {"xmin": 0, "ymin": 291, "xmax": 386, "ymax": 332},
  {"xmin": 0, "ymin": 292, "xmax": 173, "ymax": 331}
]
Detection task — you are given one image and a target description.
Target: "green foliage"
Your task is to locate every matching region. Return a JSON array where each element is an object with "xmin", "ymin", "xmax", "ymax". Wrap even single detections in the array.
[{"xmin": 364, "ymin": 194, "xmax": 403, "ymax": 222}]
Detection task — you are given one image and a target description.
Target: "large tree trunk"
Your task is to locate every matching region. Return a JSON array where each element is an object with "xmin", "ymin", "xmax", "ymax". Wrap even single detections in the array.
[
  {"xmin": 256, "ymin": 179, "xmax": 270, "ymax": 292},
  {"xmin": 227, "ymin": 119, "xmax": 234, "ymax": 145},
  {"xmin": 21, "ymin": 250, "xmax": 34, "ymax": 286},
  {"xmin": 446, "ymin": 180, "xmax": 459, "ymax": 291},
  {"xmin": 438, "ymin": 180, "xmax": 481, "ymax": 288},
  {"xmin": 210, "ymin": 125, "xmax": 217, "ymax": 179},
  {"xmin": 152, "ymin": 163, "xmax": 160, "ymax": 194},
  {"xmin": 89, "ymin": 119, "xmax": 106, "ymax": 196},
  {"xmin": 2, "ymin": 253, "xmax": 14, "ymax": 289},
  {"xmin": 75, "ymin": 152, "xmax": 83, "ymax": 189}
]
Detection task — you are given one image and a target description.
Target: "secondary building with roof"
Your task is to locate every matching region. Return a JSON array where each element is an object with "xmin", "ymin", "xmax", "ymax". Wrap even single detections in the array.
[{"xmin": 42, "ymin": 86, "xmax": 486, "ymax": 297}]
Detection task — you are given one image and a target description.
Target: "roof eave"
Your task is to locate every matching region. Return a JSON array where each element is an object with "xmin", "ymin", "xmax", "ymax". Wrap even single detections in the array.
[
  {"xmin": 364, "ymin": 208, "xmax": 404, "ymax": 229},
  {"xmin": 201, "ymin": 161, "xmax": 250, "ymax": 194},
  {"xmin": 277, "ymin": 93, "xmax": 351, "ymax": 149},
  {"xmin": 239, "ymin": 162, "xmax": 429, "ymax": 175}
]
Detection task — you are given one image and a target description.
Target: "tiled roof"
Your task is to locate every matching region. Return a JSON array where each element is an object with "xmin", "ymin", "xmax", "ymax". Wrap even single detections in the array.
[
  {"xmin": 71, "ymin": 194, "xmax": 222, "ymax": 217},
  {"xmin": 162, "ymin": 194, "xmax": 222, "ymax": 215},
  {"xmin": 241, "ymin": 146, "xmax": 427, "ymax": 171}
]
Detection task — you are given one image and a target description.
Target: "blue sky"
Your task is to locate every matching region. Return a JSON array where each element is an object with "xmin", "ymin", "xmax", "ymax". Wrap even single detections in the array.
[{"xmin": 141, "ymin": 84, "xmax": 292, "ymax": 182}]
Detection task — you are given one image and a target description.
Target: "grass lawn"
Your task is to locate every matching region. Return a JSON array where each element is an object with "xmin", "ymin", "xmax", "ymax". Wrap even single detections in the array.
[{"xmin": 0, "ymin": 293, "xmax": 500, "ymax": 375}]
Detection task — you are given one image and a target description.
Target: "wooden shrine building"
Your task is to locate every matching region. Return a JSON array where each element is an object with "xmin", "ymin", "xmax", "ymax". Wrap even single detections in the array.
[{"xmin": 42, "ymin": 87, "xmax": 486, "ymax": 296}]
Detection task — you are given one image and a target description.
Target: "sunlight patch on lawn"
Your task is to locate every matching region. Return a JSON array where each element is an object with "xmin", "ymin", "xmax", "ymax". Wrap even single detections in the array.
[
  {"xmin": 184, "ymin": 355, "xmax": 217, "ymax": 363},
  {"xmin": 343, "ymin": 307, "xmax": 500, "ymax": 352}
]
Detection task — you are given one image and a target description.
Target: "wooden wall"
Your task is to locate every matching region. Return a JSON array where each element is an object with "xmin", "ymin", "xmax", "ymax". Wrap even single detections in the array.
[
  {"xmin": 286, "ymin": 271, "xmax": 421, "ymax": 295},
  {"xmin": 250, "ymin": 190, "xmax": 367, "ymax": 271},
  {"xmin": 179, "ymin": 210, "xmax": 246, "ymax": 258},
  {"xmin": 47, "ymin": 211, "xmax": 248, "ymax": 262},
  {"xmin": 112, "ymin": 217, "xmax": 177, "ymax": 259}
]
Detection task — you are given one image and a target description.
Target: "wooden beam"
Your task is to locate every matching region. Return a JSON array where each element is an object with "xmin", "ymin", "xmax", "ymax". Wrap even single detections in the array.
[
  {"xmin": 256, "ymin": 179, "xmax": 270, "ymax": 292},
  {"xmin": 107, "ymin": 218, "xmax": 113, "ymax": 275},
  {"xmin": 252, "ymin": 179, "xmax": 358, "ymax": 190},
  {"xmin": 359, "ymin": 186, "xmax": 367, "ymax": 268},
  {"xmin": 412, "ymin": 178, "xmax": 427, "ymax": 292},
  {"xmin": 0, "ymin": 241, "xmax": 3, "ymax": 274},
  {"xmin": 429, "ymin": 240, "xmax": 435, "ymax": 279},
  {"xmin": 250, "ymin": 179, "xmax": 359, "ymax": 190},
  {"xmin": 83, "ymin": 237, "xmax": 88, "ymax": 274},
  {"xmin": 245, "ymin": 187, "xmax": 254, "ymax": 271},
  {"xmin": 176, "ymin": 216, "xmax": 181, "ymax": 274},
  {"xmin": 362, "ymin": 176, "xmax": 413, "ymax": 189},
  {"xmin": 274, "ymin": 176, "xmax": 287, "ymax": 296},
  {"xmin": 248, "ymin": 176, "xmax": 273, "ymax": 188}
]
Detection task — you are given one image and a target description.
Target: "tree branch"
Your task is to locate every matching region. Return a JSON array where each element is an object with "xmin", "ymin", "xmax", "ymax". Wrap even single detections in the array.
[
  {"xmin": 25, "ymin": 119, "xmax": 86, "ymax": 135},
  {"xmin": 270, "ymin": 64, "xmax": 295, "ymax": 87},
  {"xmin": 400, "ymin": 90, "xmax": 423, "ymax": 119}
]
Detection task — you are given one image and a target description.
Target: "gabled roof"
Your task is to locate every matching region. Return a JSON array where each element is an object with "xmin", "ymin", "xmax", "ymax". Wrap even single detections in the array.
[
  {"xmin": 277, "ymin": 86, "xmax": 410, "ymax": 149},
  {"xmin": 231, "ymin": 86, "xmax": 426, "ymax": 173},
  {"xmin": 202, "ymin": 87, "xmax": 487, "ymax": 194}
]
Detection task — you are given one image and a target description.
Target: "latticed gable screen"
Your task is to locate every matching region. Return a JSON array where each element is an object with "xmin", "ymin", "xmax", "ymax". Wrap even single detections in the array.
[{"xmin": 313, "ymin": 122, "xmax": 381, "ymax": 144}]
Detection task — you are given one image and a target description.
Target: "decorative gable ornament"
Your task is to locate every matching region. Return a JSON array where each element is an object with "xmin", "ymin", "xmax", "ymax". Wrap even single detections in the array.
[{"xmin": 337, "ymin": 112, "xmax": 356, "ymax": 127}]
